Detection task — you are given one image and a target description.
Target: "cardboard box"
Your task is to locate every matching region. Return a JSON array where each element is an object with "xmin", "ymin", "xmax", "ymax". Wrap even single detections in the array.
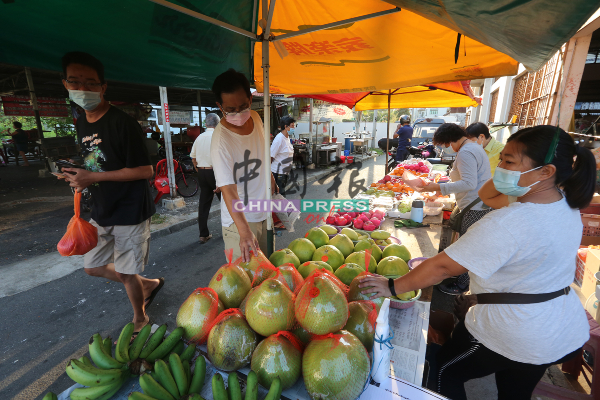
[{"xmin": 581, "ymin": 248, "xmax": 600, "ymax": 299}]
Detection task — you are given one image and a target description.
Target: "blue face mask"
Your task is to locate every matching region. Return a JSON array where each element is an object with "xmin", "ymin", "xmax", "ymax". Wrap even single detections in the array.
[
  {"xmin": 288, "ymin": 128, "xmax": 295, "ymax": 134},
  {"xmin": 68, "ymin": 89, "xmax": 101, "ymax": 111},
  {"xmin": 492, "ymin": 166, "xmax": 542, "ymax": 197}
]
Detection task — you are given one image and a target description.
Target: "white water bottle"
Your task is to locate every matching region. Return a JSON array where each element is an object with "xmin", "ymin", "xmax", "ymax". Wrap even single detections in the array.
[{"xmin": 372, "ymin": 298, "xmax": 392, "ymax": 384}]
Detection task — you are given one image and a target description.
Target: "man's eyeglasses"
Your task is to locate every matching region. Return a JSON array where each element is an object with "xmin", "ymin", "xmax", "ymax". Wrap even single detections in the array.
[
  {"xmin": 64, "ymin": 79, "xmax": 103, "ymax": 90},
  {"xmin": 221, "ymin": 107, "xmax": 251, "ymax": 117}
]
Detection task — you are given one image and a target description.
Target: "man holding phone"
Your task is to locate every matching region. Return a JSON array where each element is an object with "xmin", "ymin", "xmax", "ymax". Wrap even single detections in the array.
[{"xmin": 59, "ymin": 51, "xmax": 163, "ymax": 333}]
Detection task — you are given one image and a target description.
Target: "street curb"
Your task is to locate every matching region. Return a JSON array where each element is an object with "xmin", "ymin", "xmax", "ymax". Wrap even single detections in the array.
[
  {"xmin": 150, "ymin": 207, "xmax": 220, "ymax": 240},
  {"xmin": 148, "ymin": 154, "xmax": 378, "ymax": 241}
]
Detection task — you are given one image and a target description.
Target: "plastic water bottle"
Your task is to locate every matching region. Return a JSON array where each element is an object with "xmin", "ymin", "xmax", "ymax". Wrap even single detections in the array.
[
  {"xmin": 372, "ymin": 298, "xmax": 392, "ymax": 384},
  {"xmin": 410, "ymin": 200, "xmax": 424, "ymax": 223}
]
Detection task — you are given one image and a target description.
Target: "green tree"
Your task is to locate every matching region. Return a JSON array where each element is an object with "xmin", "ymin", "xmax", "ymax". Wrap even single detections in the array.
[{"xmin": 0, "ymin": 107, "xmax": 75, "ymax": 139}]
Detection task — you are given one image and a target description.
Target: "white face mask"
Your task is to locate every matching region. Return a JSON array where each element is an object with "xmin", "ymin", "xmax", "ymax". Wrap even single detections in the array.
[{"xmin": 68, "ymin": 90, "xmax": 102, "ymax": 111}]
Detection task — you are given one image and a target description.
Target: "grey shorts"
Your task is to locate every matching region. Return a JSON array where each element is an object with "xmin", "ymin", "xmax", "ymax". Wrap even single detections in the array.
[{"xmin": 84, "ymin": 219, "xmax": 151, "ymax": 275}]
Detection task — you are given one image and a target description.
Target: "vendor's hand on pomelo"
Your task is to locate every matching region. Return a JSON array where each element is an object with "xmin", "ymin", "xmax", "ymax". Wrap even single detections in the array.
[{"xmin": 357, "ymin": 273, "xmax": 392, "ymax": 301}]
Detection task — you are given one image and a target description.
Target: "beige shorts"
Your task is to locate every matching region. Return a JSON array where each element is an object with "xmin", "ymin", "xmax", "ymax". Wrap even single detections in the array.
[
  {"xmin": 222, "ymin": 220, "xmax": 269, "ymax": 261},
  {"xmin": 84, "ymin": 219, "xmax": 151, "ymax": 275}
]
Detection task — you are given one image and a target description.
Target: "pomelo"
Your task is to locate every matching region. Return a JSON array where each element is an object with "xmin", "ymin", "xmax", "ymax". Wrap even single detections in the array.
[
  {"xmin": 207, "ymin": 311, "xmax": 258, "ymax": 371},
  {"xmin": 353, "ymin": 239, "xmax": 371, "ymax": 252},
  {"xmin": 382, "ymin": 243, "xmax": 411, "ymax": 262},
  {"xmin": 269, "ymin": 248, "xmax": 300, "ymax": 269},
  {"xmin": 245, "ymin": 278, "xmax": 296, "ymax": 336},
  {"xmin": 311, "ymin": 245, "xmax": 345, "ymax": 270},
  {"xmin": 343, "ymin": 302, "xmax": 376, "ymax": 352},
  {"xmin": 335, "ymin": 263, "xmax": 365, "ymax": 286},
  {"xmin": 237, "ymin": 251, "xmax": 274, "ymax": 282},
  {"xmin": 208, "ymin": 264, "xmax": 252, "ymax": 309},
  {"xmin": 176, "ymin": 288, "xmax": 221, "ymax": 342},
  {"xmin": 292, "ymin": 325, "xmax": 312, "ymax": 345},
  {"xmin": 251, "ymin": 333, "xmax": 303, "ymax": 390},
  {"xmin": 370, "ymin": 244, "xmax": 383, "ymax": 263},
  {"xmin": 305, "ymin": 227, "xmax": 329, "ymax": 248},
  {"xmin": 396, "ymin": 290, "xmax": 417, "ymax": 301},
  {"xmin": 371, "ymin": 230, "xmax": 391, "ymax": 240},
  {"xmin": 319, "ymin": 224, "xmax": 338, "ymax": 235},
  {"xmin": 288, "ymin": 238, "xmax": 316, "ymax": 263},
  {"xmin": 345, "ymin": 251, "xmax": 377, "ymax": 273},
  {"xmin": 298, "ymin": 261, "xmax": 334, "ymax": 279},
  {"xmin": 239, "ymin": 287, "xmax": 257, "ymax": 315},
  {"xmin": 277, "ymin": 264, "xmax": 304, "ymax": 292},
  {"xmin": 329, "ymin": 234, "xmax": 355, "ymax": 258},
  {"xmin": 376, "ymin": 256, "xmax": 410, "ymax": 276},
  {"xmin": 348, "ymin": 274, "xmax": 385, "ymax": 312},
  {"xmin": 303, "ymin": 330, "xmax": 370, "ymax": 400},
  {"xmin": 295, "ymin": 273, "xmax": 348, "ymax": 335},
  {"xmin": 340, "ymin": 228, "xmax": 359, "ymax": 241}
]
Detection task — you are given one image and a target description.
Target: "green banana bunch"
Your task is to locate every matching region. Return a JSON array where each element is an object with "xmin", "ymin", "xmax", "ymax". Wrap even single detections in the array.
[
  {"xmin": 136, "ymin": 354, "xmax": 207, "ymax": 400},
  {"xmin": 65, "ymin": 359, "xmax": 124, "ymax": 387},
  {"xmin": 41, "ymin": 392, "xmax": 57, "ymax": 400}
]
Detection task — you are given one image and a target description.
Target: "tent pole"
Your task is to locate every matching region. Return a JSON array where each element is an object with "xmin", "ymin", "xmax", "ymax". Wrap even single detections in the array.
[
  {"xmin": 196, "ymin": 90, "xmax": 203, "ymax": 129},
  {"xmin": 159, "ymin": 86, "xmax": 177, "ymax": 198},
  {"xmin": 263, "ymin": 0, "xmax": 275, "ymax": 257},
  {"xmin": 385, "ymin": 90, "xmax": 391, "ymax": 174},
  {"xmin": 24, "ymin": 67, "xmax": 44, "ymax": 140},
  {"xmin": 372, "ymin": 109, "xmax": 377, "ymax": 150}
]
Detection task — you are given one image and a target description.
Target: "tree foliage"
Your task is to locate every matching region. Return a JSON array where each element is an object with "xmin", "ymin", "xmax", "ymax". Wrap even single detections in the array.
[
  {"xmin": 0, "ymin": 107, "xmax": 75, "ymax": 139},
  {"xmin": 359, "ymin": 108, "xmax": 412, "ymax": 122}
]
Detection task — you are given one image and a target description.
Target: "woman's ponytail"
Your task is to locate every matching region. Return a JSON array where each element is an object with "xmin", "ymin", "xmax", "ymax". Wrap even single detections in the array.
[{"xmin": 562, "ymin": 145, "xmax": 596, "ymax": 209}]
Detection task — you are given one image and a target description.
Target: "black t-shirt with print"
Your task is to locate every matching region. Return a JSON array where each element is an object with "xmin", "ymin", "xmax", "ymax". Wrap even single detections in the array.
[{"xmin": 76, "ymin": 106, "xmax": 155, "ymax": 226}]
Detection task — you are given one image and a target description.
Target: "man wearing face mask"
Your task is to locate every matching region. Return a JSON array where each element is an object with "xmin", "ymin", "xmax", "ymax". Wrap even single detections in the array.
[
  {"xmin": 59, "ymin": 52, "xmax": 163, "ymax": 334},
  {"xmin": 210, "ymin": 69, "xmax": 278, "ymax": 262},
  {"xmin": 465, "ymin": 122, "xmax": 504, "ymax": 176}
]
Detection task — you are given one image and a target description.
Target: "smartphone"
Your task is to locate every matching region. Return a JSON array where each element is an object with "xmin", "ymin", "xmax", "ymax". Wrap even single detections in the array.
[{"xmin": 55, "ymin": 160, "xmax": 85, "ymax": 174}]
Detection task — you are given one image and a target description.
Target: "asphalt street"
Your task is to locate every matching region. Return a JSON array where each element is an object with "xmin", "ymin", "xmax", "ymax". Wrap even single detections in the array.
[{"xmin": 0, "ymin": 156, "xmax": 452, "ymax": 399}]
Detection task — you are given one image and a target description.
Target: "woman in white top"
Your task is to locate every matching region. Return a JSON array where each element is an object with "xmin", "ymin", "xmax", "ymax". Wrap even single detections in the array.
[
  {"xmin": 271, "ymin": 117, "xmax": 295, "ymax": 196},
  {"xmin": 360, "ymin": 125, "xmax": 595, "ymax": 400}
]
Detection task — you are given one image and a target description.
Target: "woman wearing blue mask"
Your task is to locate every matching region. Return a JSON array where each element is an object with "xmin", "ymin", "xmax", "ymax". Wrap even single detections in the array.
[{"xmin": 359, "ymin": 125, "xmax": 596, "ymax": 400}]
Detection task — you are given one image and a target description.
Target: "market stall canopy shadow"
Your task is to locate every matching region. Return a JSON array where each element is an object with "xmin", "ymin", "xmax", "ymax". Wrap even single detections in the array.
[
  {"xmin": 1, "ymin": 1, "xmax": 598, "ymax": 93},
  {"xmin": 292, "ymin": 81, "xmax": 481, "ymax": 111}
]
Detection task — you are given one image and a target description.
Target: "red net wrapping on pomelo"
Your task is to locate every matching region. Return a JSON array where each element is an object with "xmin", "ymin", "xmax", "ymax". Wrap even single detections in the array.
[
  {"xmin": 57, "ymin": 191, "xmax": 98, "ymax": 256},
  {"xmin": 208, "ymin": 249, "xmax": 252, "ymax": 309},
  {"xmin": 251, "ymin": 331, "xmax": 304, "ymax": 390},
  {"xmin": 251, "ymin": 261, "xmax": 279, "ymax": 287},
  {"xmin": 245, "ymin": 277, "xmax": 296, "ymax": 336},
  {"xmin": 277, "ymin": 263, "xmax": 304, "ymax": 292},
  {"xmin": 294, "ymin": 270, "xmax": 349, "ymax": 335},
  {"xmin": 176, "ymin": 287, "xmax": 221, "ymax": 343},
  {"xmin": 234, "ymin": 250, "xmax": 276, "ymax": 285},
  {"xmin": 303, "ymin": 330, "xmax": 371, "ymax": 400},
  {"xmin": 343, "ymin": 300, "xmax": 378, "ymax": 352},
  {"xmin": 206, "ymin": 308, "xmax": 258, "ymax": 371},
  {"xmin": 294, "ymin": 268, "xmax": 349, "ymax": 297}
]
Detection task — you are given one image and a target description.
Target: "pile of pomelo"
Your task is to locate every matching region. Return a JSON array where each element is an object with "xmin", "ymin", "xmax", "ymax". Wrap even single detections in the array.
[{"xmin": 175, "ymin": 225, "xmax": 415, "ymax": 400}]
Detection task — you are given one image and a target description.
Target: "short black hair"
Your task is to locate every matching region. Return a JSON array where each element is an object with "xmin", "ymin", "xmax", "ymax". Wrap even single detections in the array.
[
  {"xmin": 62, "ymin": 51, "xmax": 105, "ymax": 83},
  {"xmin": 465, "ymin": 122, "xmax": 490, "ymax": 139},
  {"xmin": 211, "ymin": 69, "xmax": 252, "ymax": 104},
  {"xmin": 432, "ymin": 123, "xmax": 466, "ymax": 146},
  {"xmin": 280, "ymin": 116, "xmax": 296, "ymax": 131},
  {"xmin": 13, "ymin": 121, "xmax": 22, "ymax": 129}
]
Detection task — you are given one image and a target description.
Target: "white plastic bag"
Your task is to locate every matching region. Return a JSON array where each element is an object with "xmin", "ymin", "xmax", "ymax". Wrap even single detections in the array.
[
  {"xmin": 372, "ymin": 298, "xmax": 393, "ymax": 384},
  {"xmin": 272, "ymin": 193, "xmax": 301, "ymax": 233}
]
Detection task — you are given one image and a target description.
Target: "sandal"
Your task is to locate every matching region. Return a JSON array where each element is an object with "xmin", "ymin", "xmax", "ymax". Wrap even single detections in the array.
[{"xmin": 145, "ymin": 277, "xmax": 165, "ymax": 311}]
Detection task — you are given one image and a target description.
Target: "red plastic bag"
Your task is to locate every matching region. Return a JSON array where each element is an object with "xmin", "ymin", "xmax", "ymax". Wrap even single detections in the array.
[{"xmin": 57, "ymin": 191, "xmax": 98, "ymax": 256}]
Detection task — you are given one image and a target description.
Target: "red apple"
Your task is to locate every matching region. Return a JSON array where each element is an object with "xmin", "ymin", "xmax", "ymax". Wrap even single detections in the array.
[
  {"xmin": 342, "ymin": 213, "xmax": 351, "ymax": 221},
  {"xmin": 363, "ymin": 221, "xmax": 376, "ymax": 231},
  {"xmin": 332, "ymin": 213, "xmax": 341, "ymax": 218},
  {"xmin": 383, "ymin": 175, "xmax": 392, "ymax": 182},
  {"xmin": 359, "ymin": 214, "xmax": 370, "ymax": 222}
]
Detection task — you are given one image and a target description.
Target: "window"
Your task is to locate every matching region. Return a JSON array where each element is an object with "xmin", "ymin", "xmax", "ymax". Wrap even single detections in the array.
[
  {"xmin": 418, "ymin": 111, "xmax": 426, "ymax": 118},
  {"xmin": 586, "ymin": 48, "xmax": 600, "ymax": 64},
  {"xmin": 488, "ymin": 90, "xmax": 499, "ymax": 123},
  {"xmin": 429, "ymin": 109, "xmax": 438, "ymax": 116}
]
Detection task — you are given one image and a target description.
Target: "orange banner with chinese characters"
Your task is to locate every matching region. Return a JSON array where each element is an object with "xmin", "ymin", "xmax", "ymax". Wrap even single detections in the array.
[{"xmin": 254, "ymin": 0, "xmax": 518, "ymax": 94}]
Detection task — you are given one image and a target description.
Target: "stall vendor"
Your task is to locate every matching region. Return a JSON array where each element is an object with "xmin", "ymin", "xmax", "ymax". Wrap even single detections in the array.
[{"xmin": 360, "ymin": 125, "xmax": 595, "ymax": 400}]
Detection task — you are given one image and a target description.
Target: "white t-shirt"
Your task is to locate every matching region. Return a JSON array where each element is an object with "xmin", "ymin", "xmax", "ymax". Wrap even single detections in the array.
[
  {"xmin": 189, "ymin": 128, "xmax": 214, "ymax": 168},
  {"xmin": 210, "ymin": 111, "xmax": 268, "ymax": 227},
  {"xmin": 445, "ymin": 197, "xmax": 589, "ymax": 365},
  {"xmin": 270, "ymin": 132, "xmax": 294, "ymax": 175}
]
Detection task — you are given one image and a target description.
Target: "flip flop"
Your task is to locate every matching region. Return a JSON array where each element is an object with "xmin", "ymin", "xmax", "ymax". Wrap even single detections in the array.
[{"xmin": 145, "ymin": 277, "xmax": 165, "ymax": 311}]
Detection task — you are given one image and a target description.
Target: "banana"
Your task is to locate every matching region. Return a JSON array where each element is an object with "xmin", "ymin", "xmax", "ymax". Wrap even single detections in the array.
[
  {"xmin": 212, "ymin": 373, "xmax": 229, "ymax": 400},
  {"xmin": 90, "ymin": 333, "xmax": 124, "ymax": 369},
  {"xmin": 187, "ymin": 395, "xmax": 204, "ymax": 400},
  {"xmin": 169, "ymin": 353, "xmax": 188, "ymax": 396},
  {"xmin": 42, "ymin": 393, "xmax": 58, "ymax": 400},
  {"xmin": 244, "ymin": 371, "xmax": 258, "ymax": 400},
  {"xmin": 140, "ymin": 324, "xmax": 168, "ymax": 359},
  {"xmin": 69, "ymin": 377, "xmax": 123, "ymax": 400},
  {"xmin": 128, "ymin": 392, "xmax": 158, "ymax": 400},
  {"xmin": 180, "ymin": 343, "xmax": 197, "ymax": 362},
  {"xmin": 116, "ymin": 322, "xmax": 135, "ymax": 363},
  {"xmin": 154, "ymin": 359, "xmax": 180, "ymax": 399},
  {"xmin": 65, "ymin": 359, "xmax": 122, "ymax": 387},
  {"xmin": 172, "ymin": 339, "xmax": 185, "ymax": 355},
  {"xmin": 264, "ymin": 377, "xmax": 281, "ymax": 400},
  {"xmin": 129, "ymin": 324, "xmax": 152, "ymax": 360},
  {"xmin": 103, "ymin": 337, "xmax": 113, "ymax": 357},
  {"xmin": 228, "ymin": 372, "xmax": 242, "ymax": 400},
  {"xmin": 188, "ymin": 355, "xmax": 206, "ymax": 394},
  {"xmin": 139, "ymin": 372, "xmax": 176, "ymax": 400},
  {"xmin": 79, "ymin": 355, "xmax": 94, "ymax": 368},
  {"xmin": 146, "ymin": 327, "xmax": 184, "ymax": 362},
  {"xmin": 183, "ymin": 360, "xmax": 191, "ymax": 391}
]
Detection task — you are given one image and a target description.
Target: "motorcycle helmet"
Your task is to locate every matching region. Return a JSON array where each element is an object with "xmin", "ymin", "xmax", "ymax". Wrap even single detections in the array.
[{"xmin": 399, "ymin": 115, "xmax": 411, "ymax": 124}]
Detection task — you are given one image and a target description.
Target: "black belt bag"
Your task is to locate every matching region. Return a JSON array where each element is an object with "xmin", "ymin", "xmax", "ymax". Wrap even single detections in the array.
[{"xmin": 454, "ymin": 286, "xmax": 572, "ymax": 321}]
